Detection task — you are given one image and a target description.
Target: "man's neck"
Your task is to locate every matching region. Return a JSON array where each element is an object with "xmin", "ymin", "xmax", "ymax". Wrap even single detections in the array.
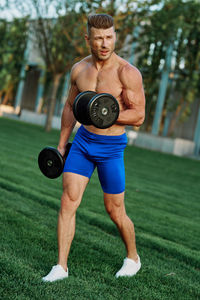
[{"xmin": 92, "ymin": 52, "xmax": 116, "ymax": 70}]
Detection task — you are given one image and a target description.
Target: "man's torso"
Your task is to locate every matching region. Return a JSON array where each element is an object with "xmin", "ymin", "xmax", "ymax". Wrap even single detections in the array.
[{"xmin": 72, "ymin": 54, "xmax": 129, "ymax": 135}]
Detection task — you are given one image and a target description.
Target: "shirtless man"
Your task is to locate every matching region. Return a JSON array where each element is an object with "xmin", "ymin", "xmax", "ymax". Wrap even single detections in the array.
[{"xmin": 42, "ymin": 14, "xmax": 145, "ymax": 282}]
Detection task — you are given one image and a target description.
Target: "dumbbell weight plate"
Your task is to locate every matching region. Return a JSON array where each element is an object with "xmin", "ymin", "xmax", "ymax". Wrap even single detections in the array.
[
  {"xmin": 73, "ymin": 91, "xmax": 97, "ymax": 125},
  {"xmin": 38, "ymin": 147, "xmax": 64, "ymax": 179},
  {"xmin": 88, "ymin": 93, "xmax": 119, "ymax": 129},
  {"xmin": 38, "ymin": 143, "xmax": 72, "ymax": 179}
]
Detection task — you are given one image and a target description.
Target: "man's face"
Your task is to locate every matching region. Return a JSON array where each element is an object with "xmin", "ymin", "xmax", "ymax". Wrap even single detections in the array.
[{"xmin": 86, "ymin": 26, "xmax": 116, "ymax": 61}]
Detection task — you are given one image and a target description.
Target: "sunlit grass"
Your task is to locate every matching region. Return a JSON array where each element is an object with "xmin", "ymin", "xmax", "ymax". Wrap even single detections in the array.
[{"xmin": 0, "ymin": 117, "xmax": 199, "ymax": 300}]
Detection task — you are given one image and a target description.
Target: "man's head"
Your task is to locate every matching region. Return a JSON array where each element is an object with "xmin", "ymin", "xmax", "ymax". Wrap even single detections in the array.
[{"xmin": 85, "ymin": 14, "xmax": 116, "ymax": 61}]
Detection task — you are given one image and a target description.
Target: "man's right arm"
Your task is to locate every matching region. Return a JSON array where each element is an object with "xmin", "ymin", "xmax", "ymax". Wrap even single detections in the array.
[{"xmin": 57, "ymin": 68, "xmax": 80, "ymax": 156}]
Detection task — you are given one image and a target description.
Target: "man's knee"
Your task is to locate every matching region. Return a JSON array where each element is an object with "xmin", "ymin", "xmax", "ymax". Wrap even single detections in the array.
[
  {"xmin": 105, "ymin": 199, "xmax": 126, "ymax": 225},
  {"xmin": 60, "ymin": 188, "xmax": 81, "ymax": 213}
]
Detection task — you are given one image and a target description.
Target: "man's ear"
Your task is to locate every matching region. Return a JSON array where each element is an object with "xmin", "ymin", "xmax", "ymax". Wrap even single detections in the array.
[{"xmin": 85, "ymin": 34, "xmax": 90, "ymax": 46}]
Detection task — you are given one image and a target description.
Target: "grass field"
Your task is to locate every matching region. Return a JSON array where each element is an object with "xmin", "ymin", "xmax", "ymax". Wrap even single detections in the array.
[{"xmin": 0, "ymin": 117, "xmax": 199, "ymax": 300}]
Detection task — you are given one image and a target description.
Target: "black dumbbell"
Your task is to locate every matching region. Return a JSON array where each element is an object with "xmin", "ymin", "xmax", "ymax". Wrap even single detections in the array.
[
  {"xmin": 73, "ymin": 91, "xmax": 119, "ymax": 129},
  {"xmin": 38, "ymin": 143, "xmax": 72, "ymax": 179}
]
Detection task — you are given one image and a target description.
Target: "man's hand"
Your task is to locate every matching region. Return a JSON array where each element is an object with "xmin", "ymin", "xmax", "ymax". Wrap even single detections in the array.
[{"xmin": 57, "ymin": 146, "xmax": 66, "ymax": 157}]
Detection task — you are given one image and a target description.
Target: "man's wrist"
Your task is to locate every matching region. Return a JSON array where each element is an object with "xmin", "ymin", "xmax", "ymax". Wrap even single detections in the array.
[{"xmin": 57, "ymin": 143, "xmax": 67, "ymax": 150}]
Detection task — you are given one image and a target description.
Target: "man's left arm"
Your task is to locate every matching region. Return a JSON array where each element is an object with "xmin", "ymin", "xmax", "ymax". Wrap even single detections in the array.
[{"xmin": 117, "ymin": 64, "xmax": 145, "ymax": 127}]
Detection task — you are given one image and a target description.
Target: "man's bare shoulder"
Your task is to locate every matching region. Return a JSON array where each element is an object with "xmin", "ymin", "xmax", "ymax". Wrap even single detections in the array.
[
  {"xmin": 71, "ymin": 56, "xmax": 92, "ymax": 81},
  {"xmin": 117, "ymin": 57, "xmax": 143, "ymax": 88}
]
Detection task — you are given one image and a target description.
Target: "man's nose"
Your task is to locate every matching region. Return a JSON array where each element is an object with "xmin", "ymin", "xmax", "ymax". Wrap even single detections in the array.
[{"xmin": 102, "ymin": 38, "xmax": 108, "ymax": 48}]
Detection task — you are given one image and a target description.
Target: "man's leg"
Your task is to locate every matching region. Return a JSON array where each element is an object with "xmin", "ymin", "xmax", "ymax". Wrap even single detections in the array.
[
  {"xmin": 42, "ymin": 172, "xmax": 89, "ymax": 282},
  {"xmin": 58, "ymin": 172, "xmax": 89, "ymax": 270},
  {"xmin": 104, "ymin": 192, "xmax": 138, "ymax": 261},
  {"xmin": 104, "ymin": 192, "xmax": 141, "ymax": 277}
]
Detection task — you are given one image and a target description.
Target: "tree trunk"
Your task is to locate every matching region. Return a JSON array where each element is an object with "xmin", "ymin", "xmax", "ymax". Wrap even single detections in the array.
[
  {"xmin": 168, "ymin": 98, "xmax": 184, "ymax": 136},
  {"xmin": 2, "ymin": 92, "xmax": 9, "ymax": 105},
  {"xmin": 45, "ymin": 73, "xmax": 62, "ymax": 132}
]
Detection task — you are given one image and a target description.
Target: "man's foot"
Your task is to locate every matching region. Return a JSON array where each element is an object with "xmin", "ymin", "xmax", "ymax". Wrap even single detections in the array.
[
  {"xmin": 42, "ymin": 265, "xmax": 68, "ymax": 282},
  {"xmin": 115, "ymin": 256, "xmax": 141, "ymax": 278}
]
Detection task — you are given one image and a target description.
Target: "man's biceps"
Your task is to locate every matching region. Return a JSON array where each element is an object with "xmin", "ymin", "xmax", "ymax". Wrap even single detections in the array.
[{"xmin": 134, "ymin": 89, "xmax": 145, "ymax": 104}]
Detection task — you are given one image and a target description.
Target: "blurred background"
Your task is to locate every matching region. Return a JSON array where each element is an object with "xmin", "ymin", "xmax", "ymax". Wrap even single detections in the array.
[
  {"xmin": 0, "ymin": 0, "xmax": 200, "ymax": 156},
  {"xmin": 0, "ymin": 3, "xmax": 200, "ymax": 298}
]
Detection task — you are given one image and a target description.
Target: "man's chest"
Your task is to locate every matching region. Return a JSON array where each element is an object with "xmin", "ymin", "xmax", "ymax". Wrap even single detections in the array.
[{"xmin": 76, "ymin": 67, "xmax": 123, "ymax": 99}]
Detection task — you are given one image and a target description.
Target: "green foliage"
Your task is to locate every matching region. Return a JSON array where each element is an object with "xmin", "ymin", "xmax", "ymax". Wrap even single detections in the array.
[
  {"xmin": 135, "ymin": 0, "xmax": 200, "ymax": 130},
  {"xmin": 34, "ymin": 14, "xmax": 87, "ymax": 75},
  {"xmin": 0, "ymin": 18, "xmax": 27, "ymax": 105}
]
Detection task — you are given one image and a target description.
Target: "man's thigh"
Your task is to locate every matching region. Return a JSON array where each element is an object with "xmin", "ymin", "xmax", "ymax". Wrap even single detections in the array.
[
  {"xmin": 97, "ymin": 158, "xmax": 125, "ymax": 194},
  {"xmin": 63, "ymin": 142, "xmax": 95, "ymax": 179},
  {"xmin": 62, "ymin": 172, "xmax": 89, "ymax": 205},
  {"xmin": 103, "ymin": 191, "xmax": 126, "ymax": 219}
]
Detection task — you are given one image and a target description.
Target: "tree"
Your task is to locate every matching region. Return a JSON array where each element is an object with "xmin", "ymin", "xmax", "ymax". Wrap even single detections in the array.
[
  {"xmin": 27, "ymin": 1, "xmax": 88, "ymax": 131},
  {"xmin": 0, "ymin": 18, "xmax": 27, "ymax": 105},
  {"xmin": 134, "ymin": 0, "xmax": 200, "ymax": 135}
]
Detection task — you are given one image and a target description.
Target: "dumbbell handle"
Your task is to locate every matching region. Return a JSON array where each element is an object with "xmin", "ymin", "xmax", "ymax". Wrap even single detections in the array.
[{"xmin": 63, "ymin": 142, "xmax": 72, "ymax": 161}]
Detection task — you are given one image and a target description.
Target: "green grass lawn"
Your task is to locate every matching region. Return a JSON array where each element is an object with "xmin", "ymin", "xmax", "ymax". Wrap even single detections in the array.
[{"xmin": 0, "ymin": 117, "xmax": 199, "ymax": 300}]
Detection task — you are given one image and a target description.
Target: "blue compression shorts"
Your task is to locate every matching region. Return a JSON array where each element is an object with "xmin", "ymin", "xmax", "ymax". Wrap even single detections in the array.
[{"xmin": 63, "ymin": 125, "xmax": 127, "ymax": 194}]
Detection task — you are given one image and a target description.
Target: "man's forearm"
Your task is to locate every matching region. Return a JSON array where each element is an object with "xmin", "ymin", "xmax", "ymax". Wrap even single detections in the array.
[
  {"xmin": 116, "ymin": 108, "xmax": 145, "ymax": 127},
  {"xmin": 58, "ymin": 121, "xmax": 76, "ymax": 149},
  {"xmin": 58, "ymin": 103, "xmax": 76, "ymax": 149}
]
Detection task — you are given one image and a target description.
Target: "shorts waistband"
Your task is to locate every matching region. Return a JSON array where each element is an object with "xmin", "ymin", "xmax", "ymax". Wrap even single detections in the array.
[{"xmin": 77, "ymin": 125, "xmax": 127, "ymax": 143}]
